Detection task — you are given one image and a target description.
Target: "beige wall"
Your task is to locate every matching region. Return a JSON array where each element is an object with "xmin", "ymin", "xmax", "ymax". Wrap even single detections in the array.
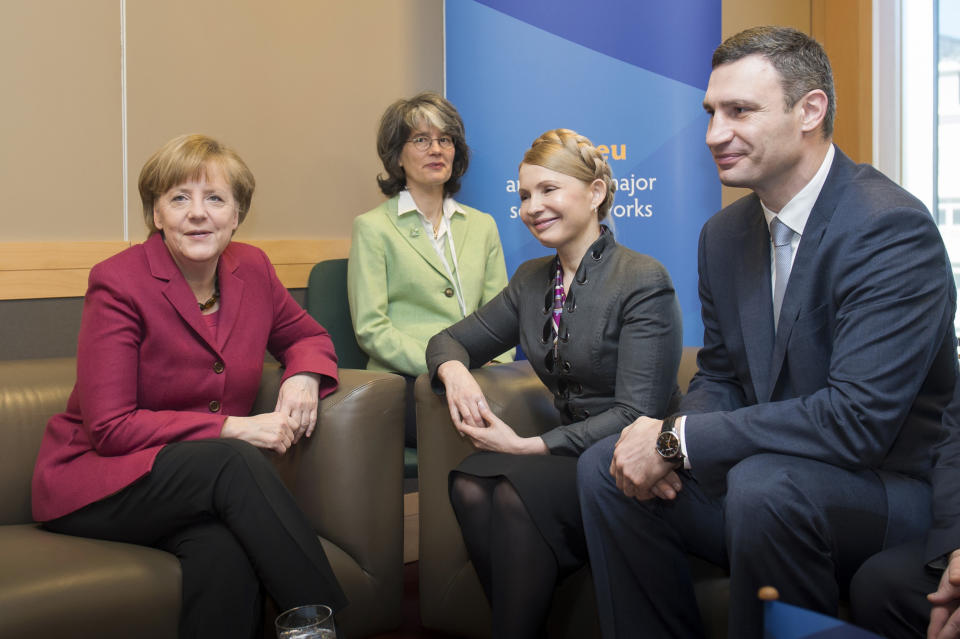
[
  {"xmin": 125, "ymin": 1, "xmax": 443, "ymax": 242},
  {"xmin": 0, "ymin": 1, "xmax": 122, "ymax": 240},
  {"xmin": 1, "ymin": 0, "xmax": 443, "ymax": 245},
  {"xmin": 0, "ymin": 0, "xmax": 873, "ymax": 298}
]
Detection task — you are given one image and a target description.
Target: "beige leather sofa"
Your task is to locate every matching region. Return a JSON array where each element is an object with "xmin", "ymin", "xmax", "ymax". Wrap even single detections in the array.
[
  {"xmin": 416, "ymin": 347, "xmax": 731, "ymax": 639},
  {"xmin": 0, "ymin": 358, "xmax": 406, "ymax": 639}
]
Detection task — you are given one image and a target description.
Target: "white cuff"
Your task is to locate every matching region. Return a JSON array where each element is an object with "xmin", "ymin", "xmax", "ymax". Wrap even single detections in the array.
[{"xmin": 677, "ymin": 415, "xmax": 691, "ymax": 470}]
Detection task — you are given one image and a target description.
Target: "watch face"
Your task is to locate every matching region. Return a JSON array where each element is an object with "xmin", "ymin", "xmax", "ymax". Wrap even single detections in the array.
[{"xmin": 656, "ymin": 431, "xmax": 681, "ymax": 458}]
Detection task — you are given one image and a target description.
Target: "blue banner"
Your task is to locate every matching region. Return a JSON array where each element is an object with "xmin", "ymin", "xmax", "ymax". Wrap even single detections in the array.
[{"xmin": 445, "ymin": 0, "xmax": 721, "ymax": 345}]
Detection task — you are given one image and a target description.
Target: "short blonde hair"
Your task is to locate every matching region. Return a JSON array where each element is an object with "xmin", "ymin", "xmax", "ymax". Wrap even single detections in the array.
[
  {"xmin": 520, "ymin": 129, "xmax": 615, "ymax": 220},
  {"xmin": 139, "ymin": 134, "xmax": 255, "ymax": 234}
]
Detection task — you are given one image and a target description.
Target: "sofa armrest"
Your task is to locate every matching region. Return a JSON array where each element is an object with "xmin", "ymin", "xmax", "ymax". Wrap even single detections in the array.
[
  {"xmin": 288, "ymin": 369, "xmax": 405, "ymax": 567},
  {"xmin": 0, "ymin": 358, "xmax": 77, "ymax": 525},
  {"xmin": 254, "ymin": 364, "xmax": 406, "ymax": 637},
  {"xmin": 416, "ymin": 360, "xmax": 559, "ymax": 466},
  {"xmin": 415, "ymin": 360, "xmax": 560, "ymax": 636}
]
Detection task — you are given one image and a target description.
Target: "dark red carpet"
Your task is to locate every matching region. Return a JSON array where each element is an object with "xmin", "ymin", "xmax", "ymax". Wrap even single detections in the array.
[{"xmin": 368, "ymin": 562, "xmax": 459, "ymax": 639}]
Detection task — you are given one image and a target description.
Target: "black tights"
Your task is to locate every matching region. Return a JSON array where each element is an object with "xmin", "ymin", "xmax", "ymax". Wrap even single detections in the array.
[{"xmin": 449, "ymin": 473, "xmax": 559, "ymax": 639}]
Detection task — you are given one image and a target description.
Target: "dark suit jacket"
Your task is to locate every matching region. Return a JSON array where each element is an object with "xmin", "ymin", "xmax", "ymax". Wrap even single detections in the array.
[
  {"xmin": 32, "ymin": 233, "xmax": 338, "ymax": 521},
  {"xmin": 427, "ymin": 230, "xmax": 683, "ymax": 455},
  {"xmin": 927, "ymin": 383, "xmax": 960, "ymax": 562},
  {"xmin": 681, "ymin": 147, "xmax": 958, "ymax": 536}
]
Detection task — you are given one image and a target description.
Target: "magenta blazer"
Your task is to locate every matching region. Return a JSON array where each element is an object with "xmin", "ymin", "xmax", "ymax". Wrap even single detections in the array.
[{"xmin": 32, "ymin": 233, "xmax": 338, "ymax": 522}]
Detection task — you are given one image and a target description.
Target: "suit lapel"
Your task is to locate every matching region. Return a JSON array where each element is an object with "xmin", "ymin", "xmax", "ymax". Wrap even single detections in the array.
[
  {"xmin": 145, "ymin": 233, "xmax": 219, "ymax": 354},
  {"xmin": 215, "ymin": 246, "xmax": 245, "ymax": 351},
  {"xmin": 387, "ymin": 199, "xmax": 455, "ymax": 284},
  {"xmin": 450, "ymin": 208, "xmax": 468, "ymax": 258},
  {"xmin": 735, "ymin": 200, "xmax": 777, "ymax": 402},
  {"xmin": 449, "ymin": 207, "xmax": 468, "ymax": 279},
  {"xmin": 767, "ymin": 147, "xmax": 851, "ymax": 398}
]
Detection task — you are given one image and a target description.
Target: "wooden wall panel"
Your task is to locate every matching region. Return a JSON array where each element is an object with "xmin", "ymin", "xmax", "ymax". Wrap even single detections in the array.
[
  {"xmin": 718, "ymin": 0, "xmax": 872, "ymax": 206},
  {"xmin": 0, "ymin": 238, "xmax": 350, "ymax": 300},
  {"xmin": 723, "ymin": 0, "xmax": 811, "ymax": 38},
  {"xmin": 0, "ymin": 242, "xmax": 128, "ymax": 300},
  {"xmin": 812, "ymin": 0, "xmax": 873, "ymax": 165}
]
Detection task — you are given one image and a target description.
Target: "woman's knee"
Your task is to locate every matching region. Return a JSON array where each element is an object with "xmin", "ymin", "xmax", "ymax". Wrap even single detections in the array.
[
  {"xmin": 161, "ymin": 438, "xmax": 264, "ymax": 471},
  {"xmin": 491, "ymin": 479, "xmax": 531, "ymax": 525},
  {"xmin": 158, "ymin": 439, "xmax": 281, "ymax": 513},
  {"xmin": 449, "ymin": 473, "xmax": 494, "ymax": 514}
]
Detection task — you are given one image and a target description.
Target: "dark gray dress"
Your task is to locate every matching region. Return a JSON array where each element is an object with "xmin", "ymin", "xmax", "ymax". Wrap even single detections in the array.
[{"xmin": 426, "ymin": 230, "xmax": 683, "ymax": 570}]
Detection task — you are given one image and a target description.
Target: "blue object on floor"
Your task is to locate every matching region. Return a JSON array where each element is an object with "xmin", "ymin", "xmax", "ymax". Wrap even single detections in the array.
[{"xmin": 764, "ymin": 600, "xmax": 883, "ymax": 639}]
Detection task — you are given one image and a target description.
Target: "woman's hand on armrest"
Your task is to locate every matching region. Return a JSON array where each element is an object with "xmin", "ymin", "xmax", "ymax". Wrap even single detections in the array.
[
  {"xmin": 437, "ymin": 360, "xmax": 488, "ymax": 432},
  {"xmin": 275, "ymin": 372, "xmax": 321, "ymax": 442},
  {"xmin": 221, "ymin": 412, "xmax": 299, "ymax": 454}
]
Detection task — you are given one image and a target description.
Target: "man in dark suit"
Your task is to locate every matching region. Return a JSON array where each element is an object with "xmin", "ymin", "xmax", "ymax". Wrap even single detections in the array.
[
  {"xmin": 577, "ymin": 25, "xmax": 958, "ymax": 639},
  {"xmin": 851, "ymin": 383, "xmax": 960, "ymax": 638}
]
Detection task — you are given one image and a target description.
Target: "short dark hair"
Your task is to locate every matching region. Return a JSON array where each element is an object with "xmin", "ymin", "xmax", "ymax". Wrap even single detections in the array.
[
  {"xmin": 375, "ymin": 92, "xmax": 470, "ymax": 197},
  {"xmin": 712, "ymin": 26, "xmax": 835, "ymax": 138}
]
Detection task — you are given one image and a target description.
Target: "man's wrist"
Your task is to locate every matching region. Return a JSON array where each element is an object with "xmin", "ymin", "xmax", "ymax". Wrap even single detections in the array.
[{"xmin": 655, "ymin": 416, "xmax": 685, "ymax": 468}]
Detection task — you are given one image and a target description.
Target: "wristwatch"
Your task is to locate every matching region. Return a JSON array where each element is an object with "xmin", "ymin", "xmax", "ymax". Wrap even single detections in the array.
[{"xmin": 655, "ymin": 416, "xmax": 684, "ymax": 468}]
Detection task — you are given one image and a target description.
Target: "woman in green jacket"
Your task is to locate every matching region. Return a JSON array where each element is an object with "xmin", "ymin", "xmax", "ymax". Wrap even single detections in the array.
[{"xmin": 348, "ymin": 92, "xmax": 512, "ymax": 447}]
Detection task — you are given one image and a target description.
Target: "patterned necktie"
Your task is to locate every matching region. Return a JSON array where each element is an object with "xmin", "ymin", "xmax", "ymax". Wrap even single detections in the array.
[{"xmin": 770, "ymin": 216, "xmax": 795, "ymax": 330}]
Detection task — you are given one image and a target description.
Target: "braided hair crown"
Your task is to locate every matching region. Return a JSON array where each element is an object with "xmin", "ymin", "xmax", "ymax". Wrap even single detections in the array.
[{"xmin": 520, "ymin": 128, "xmax": 615, "ymax": 219}]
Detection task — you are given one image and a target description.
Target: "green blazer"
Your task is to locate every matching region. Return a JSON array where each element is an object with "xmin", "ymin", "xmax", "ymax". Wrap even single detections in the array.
[{"xmin": 347, "ymin": 195, "xmax": 513, "ymax": 376}]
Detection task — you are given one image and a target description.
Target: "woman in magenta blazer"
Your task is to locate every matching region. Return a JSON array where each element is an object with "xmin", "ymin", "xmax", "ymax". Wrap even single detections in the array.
[{"xmin": 31, "ymin": 134, "xmax": 346, "ymax": 638}]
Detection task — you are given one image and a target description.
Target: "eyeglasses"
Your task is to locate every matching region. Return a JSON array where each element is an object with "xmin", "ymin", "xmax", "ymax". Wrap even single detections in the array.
[{"xmin": 406, "ymin": 135, "xmax": 454, "ymax": 152}]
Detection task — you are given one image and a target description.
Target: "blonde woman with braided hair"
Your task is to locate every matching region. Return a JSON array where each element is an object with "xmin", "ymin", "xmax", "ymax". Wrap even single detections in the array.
[{"xmin": 426, "ymin": 128, "xmax": 683, "ymax": 637}]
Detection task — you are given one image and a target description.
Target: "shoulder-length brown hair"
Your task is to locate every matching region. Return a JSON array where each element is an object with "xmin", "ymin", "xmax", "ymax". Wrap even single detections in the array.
[{"xmin": 376, "ymin": 92, "xmax": 470, "ymax": 198}]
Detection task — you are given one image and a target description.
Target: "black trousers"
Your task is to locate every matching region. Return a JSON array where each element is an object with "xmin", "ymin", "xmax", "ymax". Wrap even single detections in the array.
[{"xmin": 45, "ymin": 438, "xmax": 347, "ymax": 639}]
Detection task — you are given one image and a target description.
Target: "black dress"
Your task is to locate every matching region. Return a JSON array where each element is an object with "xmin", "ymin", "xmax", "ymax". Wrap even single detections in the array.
[{"xmin": 426, "ymin": 230, "xmax": 683, "ymax": 571}]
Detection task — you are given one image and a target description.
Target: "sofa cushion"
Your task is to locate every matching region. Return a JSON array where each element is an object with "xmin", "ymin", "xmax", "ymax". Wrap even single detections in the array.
[{"xmin": 0, "ymin": 524, "xmax": 180, "ymax": 639}]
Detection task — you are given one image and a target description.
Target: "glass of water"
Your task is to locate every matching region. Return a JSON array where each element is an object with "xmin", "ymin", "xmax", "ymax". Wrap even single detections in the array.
[{"xmin": 275, "ymin": 604, "xmax": 336, "ymax": 639}]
